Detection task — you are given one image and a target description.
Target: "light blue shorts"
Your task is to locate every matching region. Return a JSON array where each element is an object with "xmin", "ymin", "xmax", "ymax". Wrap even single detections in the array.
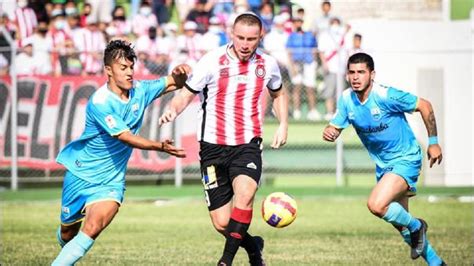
[
  {"xmin": 60, "ymin": 171, "xmax": 125, "ymax": 225},
  {"xmin": 375, "ymin": 159, "xmax": 422, "ymax": 196}
]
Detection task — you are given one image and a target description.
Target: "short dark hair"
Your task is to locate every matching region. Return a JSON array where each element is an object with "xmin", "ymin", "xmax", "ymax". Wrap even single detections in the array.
[
  {"xmin": 354, "ymin": 33, "xmax": 362, "ymax": 39},
  {"xmin": 234, "ymin": 12, "xmax": 262, "ymax": 30},
  {"xmin": 347, "ymin": 52, "xmax": 374, "ymax": 71},
  {"xmin": 103, "ymin": 40, "xmax": 137, "ymax": 66},
  {"xmin": 322, "ymin": 1, "xmax": 331, "ymax": 7}
]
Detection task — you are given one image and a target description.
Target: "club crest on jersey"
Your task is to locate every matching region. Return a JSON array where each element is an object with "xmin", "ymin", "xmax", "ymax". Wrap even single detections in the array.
[
  {"xmin": 132, "ymin": 103, "xmax": 139, "ymax": 116},
  {"xmin": 255, "ymin": 64, "xmax": 265, "ymax": 78},
  {"xmin": 371, "ymin": 107, "xmax": 382, "ymax": 121}
]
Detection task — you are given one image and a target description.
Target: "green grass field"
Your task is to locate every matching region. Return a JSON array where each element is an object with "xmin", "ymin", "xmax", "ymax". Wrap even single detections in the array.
[
  {"xmin": 2, "ymin": 181, "xmax": 473, "ymax": 265},
  {"xmin": 262, "ymin": 121, "xmax": 362, "ymax": 146}
]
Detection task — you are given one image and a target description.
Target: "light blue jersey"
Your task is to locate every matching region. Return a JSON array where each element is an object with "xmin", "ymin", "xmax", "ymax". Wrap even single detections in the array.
[
  {"xmin": 57, "ymin": 78, "xmax": 167, "ymax": 185},
  {"xmin": 330, "ymin": 83, "xmax": 422, "ymax": 187}
]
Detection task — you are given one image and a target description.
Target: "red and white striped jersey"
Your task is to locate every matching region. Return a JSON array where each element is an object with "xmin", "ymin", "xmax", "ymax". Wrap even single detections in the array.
[
  {"xmin": 14, "ymin": 7, "xmax": 37, "ymax": 43},
  {"xmin": 73, "ymin": 28, "xmax": 106, "ymax": 74},
  {"xmin": 187, "ymin": 44, "xmax": 282, "ymax": 146}
]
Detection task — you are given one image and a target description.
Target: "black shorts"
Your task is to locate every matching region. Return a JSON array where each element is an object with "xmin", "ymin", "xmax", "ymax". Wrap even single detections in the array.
[{"xmin": 199, "ymin": 138, "xmax": 263, "ymax": 211}]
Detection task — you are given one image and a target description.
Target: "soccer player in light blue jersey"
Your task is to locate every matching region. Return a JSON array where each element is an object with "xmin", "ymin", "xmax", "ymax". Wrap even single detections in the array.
[
  {"xmin": 51, "ymin": 40, "xmax": 191, "ymax": 265},
  {"xmin": 323, "ymin": 53, "xmax": 445, "ymax": 265}
]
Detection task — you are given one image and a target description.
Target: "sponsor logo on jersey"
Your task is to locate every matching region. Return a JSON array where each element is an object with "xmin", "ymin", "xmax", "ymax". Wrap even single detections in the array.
[
  {"xmin": 219, "ymin": 67, "xmax": 229, "ymax": 78},
  {"xmin": 348, "ymin": 111, "xmax": 355, "ymax": 120},
  {"xmin": 105, "ymin": 115, "xmax": 116, "ymax": 129},
  {"xmin": 235, "ymin": 75, "xmax": 249, "ymax": 84},
  {"xmin": 255, "ymin": 64, "xmax": 265, "ymax": 78},
  {"xmin": 246, "ymin": 162, "xmax": 257, "ymax": 170},
  {"xmin": 357, "ymin": 122, "xmax": 389, "ymax": 134}
]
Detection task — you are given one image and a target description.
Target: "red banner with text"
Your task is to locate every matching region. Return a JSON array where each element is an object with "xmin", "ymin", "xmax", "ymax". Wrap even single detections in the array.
[{"xmin": 0, "ymin": 75, "xmax": 199, "ymax": 172}]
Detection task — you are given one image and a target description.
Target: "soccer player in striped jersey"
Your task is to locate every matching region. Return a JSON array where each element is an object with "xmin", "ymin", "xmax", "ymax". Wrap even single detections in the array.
[
  {"xmin": 159, "ymin": 12, "xmax": 288, "ymax": 266},
  {"xmin": 51, "ymin": 40, "xmax": 190, "ymax": 265},
  {"xmin": 323, "ymin": 53, "xmax": 445, "ymax": 265}
]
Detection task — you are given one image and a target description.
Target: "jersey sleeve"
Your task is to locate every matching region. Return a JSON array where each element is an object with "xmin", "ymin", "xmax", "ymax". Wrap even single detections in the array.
[
  {"xmin": 136, "ymin": 78, "xmax": 167, "ymax": 107},
  {"xmin": 88, "ymin": 101, "xmax": 129, "ymax": 137},
  {"xmin": 186, "ymin": 53, "xmax": 212, "ymax": 93},
  {"xmin": 382, "ymin": 87, "xmax": 419, "ymax": 113},
  {"xmin": 330, "ymin": 94, "xmax": 350, "ymax": 129},
  {"xmin": 266, "ymin": 56, "xmax": 283, "ymax": 91}
]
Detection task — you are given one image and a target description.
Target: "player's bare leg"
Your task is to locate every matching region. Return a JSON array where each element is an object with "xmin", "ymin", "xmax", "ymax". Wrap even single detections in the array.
[
  {"xmin": 367, "ymin": 173, "xmax": 408, "ymax": 217},
  {"xmin": 210, "ymin": 201, "xmax": 232, "ymax": 234},
  {"xmin": 58, "ymin": 221, "xmax": 82, "ymax": 247},
  {"xmin": 367, "ymin": 173, "xmax": 438, "ymax": 263},
  {"xmin": 215, "ymin": 175, "xmax": 263, "ymax": 266},
  {"xmin": 82, "ymin": 200, "xmax": 120, "ymax": 239},
  {"xmin": 52, "ymin": 201, "xmax": 120, "ymax": 265}
]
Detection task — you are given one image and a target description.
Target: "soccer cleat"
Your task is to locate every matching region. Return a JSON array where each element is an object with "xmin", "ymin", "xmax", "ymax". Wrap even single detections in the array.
[
  {"xmin": 440, "ymin": 260, "xmax": 447, "ymax": 266},
  {"xmin": 410, "ymin": 218, "xmax": 428, "ymax": 259},
  {"xmin": 249, "ymin": 236, "xmax": 266, "ymax": 266}
]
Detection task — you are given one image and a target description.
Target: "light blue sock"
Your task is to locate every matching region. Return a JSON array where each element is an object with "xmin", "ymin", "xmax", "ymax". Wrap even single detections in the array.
[
  {"xmin": 400, "ymin": 228, "xmax": 411, "ymax": 245},
  {"xmin": 56, "ymin": 226, "xmax": 66, "ymax": 248},
  {"xmin": 382, "ymin": 202, "xmax": 421, "ymax": 232},
  {"xmin": 400, "ymin": 228, "xmax": 443, "ymax": 266},
  {"xmin": 52, "ymin": 231, "xmax": 94, "ymax": 266}
]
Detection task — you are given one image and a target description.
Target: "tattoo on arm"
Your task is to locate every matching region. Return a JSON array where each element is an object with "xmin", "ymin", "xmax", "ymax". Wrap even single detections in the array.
[{"xmin": 427, "ymin": 110, "xmax": 438, "ymax": 136}]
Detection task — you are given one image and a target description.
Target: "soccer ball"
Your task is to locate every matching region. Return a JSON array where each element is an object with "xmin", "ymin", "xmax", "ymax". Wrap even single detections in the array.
[{"xmin": 261, "ymin": 192, "xmax": 297, "ymax": 228}]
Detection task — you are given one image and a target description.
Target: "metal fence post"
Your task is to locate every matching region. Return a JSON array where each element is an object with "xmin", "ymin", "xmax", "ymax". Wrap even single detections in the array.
[
  {"xmin": 1, "ymin": 26, "xmax": 18, "ymax": 190},
  {"xmin": 174, "ymin": 116, "xmax": 183, "ymax": 187},
  {"xmin": 335, "ymin": 50, "xmax": 345, "ymax": 187}
]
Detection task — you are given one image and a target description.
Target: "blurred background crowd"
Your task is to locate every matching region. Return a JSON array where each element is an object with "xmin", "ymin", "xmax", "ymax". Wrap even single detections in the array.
[{"xmin": 0, "ymin": 0, "xmax": 365, "ymax": 121}]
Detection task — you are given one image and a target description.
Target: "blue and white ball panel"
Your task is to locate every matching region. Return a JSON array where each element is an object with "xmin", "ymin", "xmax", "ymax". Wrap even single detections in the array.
[{"xmin": 60, "ymin": 171, "xmax": 125, "ymax": 225}]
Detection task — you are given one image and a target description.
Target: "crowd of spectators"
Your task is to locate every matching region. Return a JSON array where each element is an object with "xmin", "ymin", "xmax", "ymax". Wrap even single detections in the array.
[{"xmin": 0, "ymin": 0, "xmax": 364, "ymax": 121}]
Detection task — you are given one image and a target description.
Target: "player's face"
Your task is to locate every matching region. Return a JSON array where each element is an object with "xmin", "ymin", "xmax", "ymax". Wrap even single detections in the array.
[
  {"xmin": 231, "ymin": 22, "xmax": 262, "ymax": 62},
  {"xmin": 106, "ymin": 57, "xmax": 134, "ymax": 90},
  {"xmin": 347, "ymin": 63, "xmax": 375, "ymax": 93}
]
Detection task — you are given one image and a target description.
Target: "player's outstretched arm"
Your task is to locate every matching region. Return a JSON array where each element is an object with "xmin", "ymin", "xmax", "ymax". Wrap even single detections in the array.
[
  {"xmin": 322, "ymin": 125, "xmax": 342, "ymax": 142},
  {"xmin": 116, "ymin": 131, "xmax": 186, "ymax": 158},
  {"xmin": 159, "ymin": 88, "xmax": 196, "ymax": 125},
  {"xmin": 269, "ymin": 88, "xmax": 288, "ymax": 149},
  {"xmin": 416, "ymin": 98, "xmax": 443, "ymax": 167},
  {"xmin": 163, "ymin": 64, "xmax": 192, "ymax": 94}
]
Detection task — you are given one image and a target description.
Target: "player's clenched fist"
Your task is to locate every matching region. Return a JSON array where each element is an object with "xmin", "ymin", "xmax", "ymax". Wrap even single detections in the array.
[
  {"xmin": 159, "ymin": 109, "xmax": 177, "ymax": 125},
  {"xmin": 171, "ymin": 64, "xmax": 192, "ymax": 88},
  {"xmin": 322, "ymin": 125, "xmax": 341, "ymax": 142}
]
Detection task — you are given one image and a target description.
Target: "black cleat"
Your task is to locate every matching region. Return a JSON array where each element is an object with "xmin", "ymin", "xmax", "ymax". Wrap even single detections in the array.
[
  {"xmin": 249, "ymin": 236, "xmax": 266, "ymax": 266},
  {"xmin": 440, "ymin": 260, "xmax": 447, "ymax": 266},
  {"xmin": 410, "ymin": 218, "xmax": 428, "ymax": 260}
]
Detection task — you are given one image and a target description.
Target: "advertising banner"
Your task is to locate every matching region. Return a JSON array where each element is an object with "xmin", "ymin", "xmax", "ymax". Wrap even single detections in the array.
[{"xmin": 0, "ymin": 76, "xmax": 200, "ymax": 172}]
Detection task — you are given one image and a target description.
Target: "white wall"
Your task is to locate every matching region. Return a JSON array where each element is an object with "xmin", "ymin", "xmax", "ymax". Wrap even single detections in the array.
[{"xmin": 347, "ymin": 19, "xmax": 473, "ymax": 186}]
